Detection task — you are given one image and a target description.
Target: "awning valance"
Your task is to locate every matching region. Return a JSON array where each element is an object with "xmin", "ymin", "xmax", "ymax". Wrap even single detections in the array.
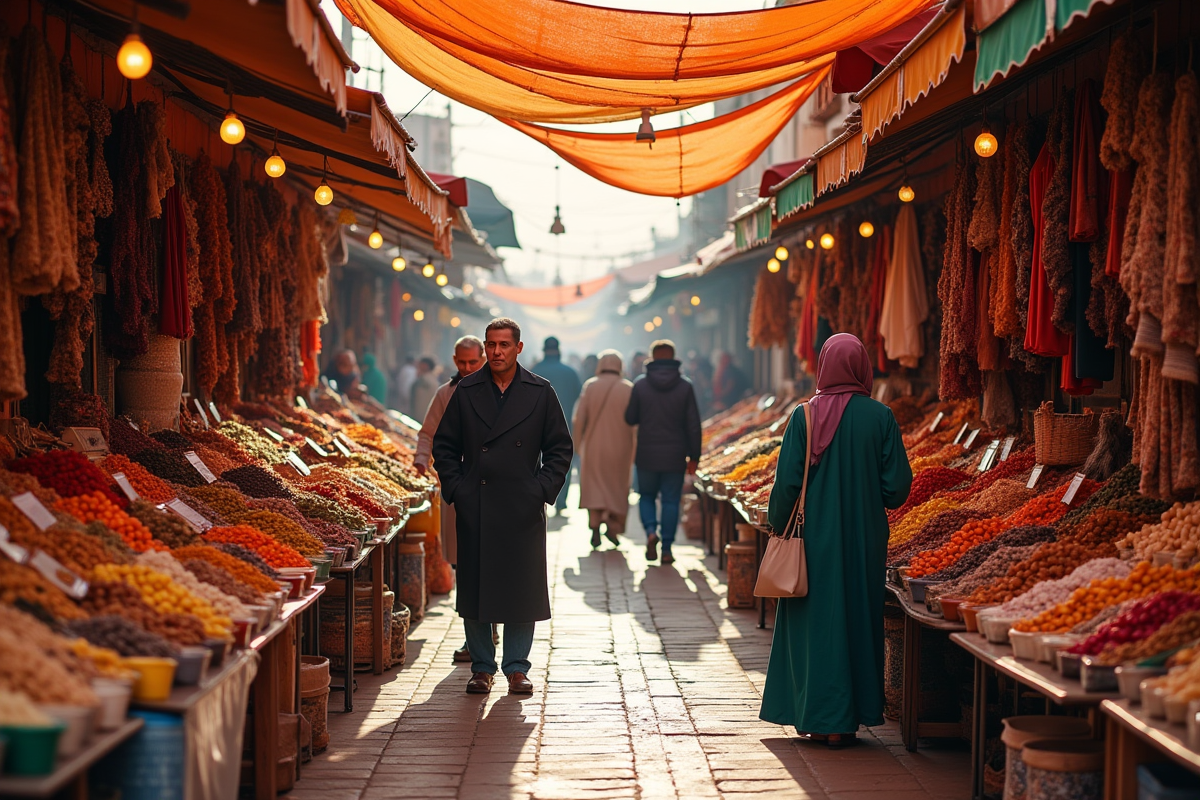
[
  {"xmin": 974, "ymin": 0, "xmax": 1117, "ymax": 90},
  {"xmin": 733, "ymin": 200, "xmax": 773, "ymax": 252},
  {"xmin": 814, "ymin": 127, "xmax": 866, "ymax": 196},
  {"xmin": 774, "ymin": 171, "xmax": 815, "ymax": 221}
]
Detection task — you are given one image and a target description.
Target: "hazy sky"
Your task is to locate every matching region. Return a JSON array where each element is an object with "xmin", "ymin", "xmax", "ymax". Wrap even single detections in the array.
[{"xmin": 325, "ymin": 0, "xmax": 767, "ymax": 285}]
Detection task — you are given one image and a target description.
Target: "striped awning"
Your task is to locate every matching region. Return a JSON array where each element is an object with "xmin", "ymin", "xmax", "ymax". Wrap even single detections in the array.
[
  {"xmin": 773, "ymin": 171, "xmax": 815, "ymax": 221},
  {"xmin": 814, "ymin": 127, "xmax": 865, "ymax": 196},
  {"xmin": 975, "ymin": 0, "xmax": 1117, "ymax": 90},
  {"xmin": 732, "ymin": 199, "xmax": 773, "ymax": 252}
]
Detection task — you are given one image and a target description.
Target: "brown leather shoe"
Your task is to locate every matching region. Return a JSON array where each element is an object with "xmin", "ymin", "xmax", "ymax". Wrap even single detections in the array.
[
  {"xmin": 466, "ymin": 672, "xmax": 494, "ymax": 694},
  {"xmin": 452, "ymin": 645, "xmax": 472, "ymax": 663},
  {"xmin": 507, "ymin": 672, "xmax": 534, "ymax": 694}
]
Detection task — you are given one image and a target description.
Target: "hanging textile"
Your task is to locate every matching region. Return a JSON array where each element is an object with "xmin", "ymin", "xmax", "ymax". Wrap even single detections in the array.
[
  {"xmin": 1162, "ymin": 72, "xmax": 1200, "ymax": 384},
  {"xmin": 1043, "ymin": 93, "xmax": 1074, "ymax": 333},
  {"xmin": 159, "ymin": 185, "xmax": 193, "ymax": 340},
  {"xmin": 938, "ymin": 160, "xmax": 981, "ymax": 399},
  {"xmin": 878, "ymin": 205, "xmax": 928, "ymax": 368},
  {"xmin": 501, "ymin": 69, "xmax": 829, "ymax": 197},
  {"xmin": 1070, "ymin": 80, "xmax": 1105, "ymax": 243},
  {"xmin": 1024, "ymin": 140, "xmax": 1071, "ymax": 358},
  {"xmin": 336, "ymin": 0, "xmax": 833, "ymax": 123}
]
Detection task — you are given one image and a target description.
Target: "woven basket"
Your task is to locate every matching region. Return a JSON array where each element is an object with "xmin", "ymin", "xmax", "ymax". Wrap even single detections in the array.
[{"xmin": 1033, "ymin": 402, "xmax": 1098, "ymax": 466}]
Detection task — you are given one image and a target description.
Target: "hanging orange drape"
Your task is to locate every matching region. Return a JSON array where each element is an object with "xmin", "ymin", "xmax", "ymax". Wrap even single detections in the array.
[
  {"xmin": 482, "ymin": 275, "xmax": 615, "ymax": 307},
  {"xmin": 501, "ymin": 69, "xmax": 830, "ymax": 197},
  {"xmin": 348, "ymin": 0, "xmax": 932, "ymax": 81},
  {"xmin": 336, "ymin": 0, "xmax": 835, "ymax": 123}
]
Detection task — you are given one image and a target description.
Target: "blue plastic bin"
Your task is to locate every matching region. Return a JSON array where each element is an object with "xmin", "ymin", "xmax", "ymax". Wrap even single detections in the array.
[{"xmin": 91, "ymin": 711, "xmax": 184, "ymax": 800}]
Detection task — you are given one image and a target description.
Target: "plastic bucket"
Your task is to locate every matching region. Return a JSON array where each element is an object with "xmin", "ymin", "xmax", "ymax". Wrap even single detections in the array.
[
  {"xmin": 39, "ymin": 704, "xmax": 97, "ymax": 758},
  {"xmin": 173, "ymin": 646, "xmax": 212, "ymax": 686},
  {"xmin": 123, "ymin": 657, "xmax": 178, "ymax": 702},
  {"xmin": 0, "ymin": 723, "xmax": 65, "ymax": 775},
  {"xmin": 1001, "ymin": 716, "xmax": 1091, "ymax": 800},
  {"xmin": 93, "ymin": 678, "xmax": 133, "ymax": 730}
]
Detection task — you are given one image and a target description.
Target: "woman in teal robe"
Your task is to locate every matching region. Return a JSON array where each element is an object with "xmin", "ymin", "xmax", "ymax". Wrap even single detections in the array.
[{"xmin": 759, "ymin": 334, "xmax": 912, "ymax": 747}]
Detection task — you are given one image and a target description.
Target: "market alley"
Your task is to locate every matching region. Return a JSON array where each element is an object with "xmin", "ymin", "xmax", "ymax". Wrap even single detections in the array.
[{"xmin": 284, "ymin": 493, "xmax": 969, "ymax": 800}]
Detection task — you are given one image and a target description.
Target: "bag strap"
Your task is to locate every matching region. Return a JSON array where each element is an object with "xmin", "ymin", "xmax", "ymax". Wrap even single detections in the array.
[{"xmin": 782, "ymin": 403, "xmax": 812, "ymax": 540}]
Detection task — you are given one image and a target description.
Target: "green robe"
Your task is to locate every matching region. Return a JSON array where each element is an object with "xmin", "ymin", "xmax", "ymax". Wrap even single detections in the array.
[{"xmin": 759, "ymin": 394, "xmax": 912, "ymax": 734}]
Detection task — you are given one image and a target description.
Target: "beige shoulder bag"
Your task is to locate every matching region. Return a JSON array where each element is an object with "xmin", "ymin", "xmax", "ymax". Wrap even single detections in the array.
[{"xmin": 753, "ymin": 402, "xmax": 811, "ymax": 598}]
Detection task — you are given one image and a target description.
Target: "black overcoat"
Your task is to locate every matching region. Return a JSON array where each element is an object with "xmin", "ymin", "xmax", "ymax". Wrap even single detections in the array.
[{"xmin": 431, "ymin": 364, "xmax": 573, "ymax": 622}]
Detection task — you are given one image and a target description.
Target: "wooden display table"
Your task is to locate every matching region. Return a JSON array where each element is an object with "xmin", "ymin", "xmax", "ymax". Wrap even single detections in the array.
[
  {"xmin": 1102, "ymin": 699, "xmax": 1200, "ymax": 800},
  {"xmin": 0, "ymin": 718, "xmax": 143, "ymax": 799}
]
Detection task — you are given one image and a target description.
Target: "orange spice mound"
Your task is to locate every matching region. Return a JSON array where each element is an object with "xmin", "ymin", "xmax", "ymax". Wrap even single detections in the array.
[
  {"xmin": 1014, "ymin": 562, "xmax": 1200, "ymax": 633},
  {"xmin": 99, "ymin": 454, "xmax": 176, "ymax": 504},
  {"xmin": 906, "ymin": 518, "xmax": 1011, "ymax": 578},
  {"xmin": 56, "ymin": 491, "xmax": 166, "ymax": 553},
  {"xmin": 203, "ymin": 525, "xmax": 309, "ymax": 568}
]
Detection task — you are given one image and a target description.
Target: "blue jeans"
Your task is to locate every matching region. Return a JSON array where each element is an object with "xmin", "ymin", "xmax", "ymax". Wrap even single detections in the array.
[
  {"xmin": 637, "ymin": 469, "xmax": 685, "ymax": 547},
  {"xmin": 463, "ymin": 619, "xmax": 535, "ymax": 676}
]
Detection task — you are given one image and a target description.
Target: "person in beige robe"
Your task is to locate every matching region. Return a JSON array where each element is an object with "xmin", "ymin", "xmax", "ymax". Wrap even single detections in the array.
[{"xmin": 572, "ymin": 350, "xmax": 636, "ymax": 549}]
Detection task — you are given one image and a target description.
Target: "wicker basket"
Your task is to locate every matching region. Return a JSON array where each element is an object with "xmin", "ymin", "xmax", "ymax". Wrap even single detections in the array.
[{"xmin": 1033, "ymin": 402, "xmax": 1098, "ymax": 466}]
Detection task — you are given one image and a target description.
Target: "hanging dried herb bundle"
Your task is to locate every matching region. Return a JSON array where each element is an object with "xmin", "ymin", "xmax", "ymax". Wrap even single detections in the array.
[
  {"xmin": 1007, "ymin": 121, "xmax": 1045, "ymax": 372},
  {"xmin": 938, "ymin": 160, "xmax": 981, "ymax": 399},
  {"xmin": 248, "ymin": 183, "xmax": 296, "ymax": 397},
  {"xmin": 1122, "ymin": 72, "xmax": 1173, "ymax": 332},
  {"xmin": 919, "ymin": 203, "xmax": 945, "ymax": 362},
  {"xmin": 1100, "ymin": 30, "xmax": 1145, "ymax": 173},
  {"xmin": 294, "ymin": 203, "xmax": 327, "ymax": 324},
  {"xmin": 1042, "ymin": 93, "xmax": 1074, "ymax": 333},
  {"xmin": 105, "ymin": 100, "xmax": 156, "ymax": 358},
  {"xmin": 747, "ymin": 267, "xmax": 791, "ymax": 350},
  {"xmin": 141, "ymin": 102, "xmax": 173, "ymax": 219},
  {"xmin": 995, "ymin": 120, "xmax": 1023, "ymax": 339},
  {"xmin": 1162, "ymin": 72, "xmax": 1200, "ymax": 364},
  {"xmin": 0, "ymin": 23, "xmax": 17, "ymax": 232},
  {"xmin": 11, "ymin": 24, "xmax": 76, "ymax": 296},
  {"xmin": 170, "ymin": 151, "xmax": 201, "ymax": 308},
  {"xmin": 0, "ymin": 26, "xmax": 23, "ymax": 399},
  {"xmin": 189, "ymin": 152, "xmax": 235, "ymax": 397}
]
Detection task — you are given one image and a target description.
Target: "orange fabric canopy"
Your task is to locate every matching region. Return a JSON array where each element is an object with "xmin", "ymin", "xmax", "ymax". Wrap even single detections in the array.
[
  {"xmin": 501, "ymin": 69, "xmax": 829, "ymax": 197},
  {"xmin": 336, "ymin": 0, "xmax": 833, "ymax": 123},
  {"xmin": 482, "ymin": 275, "xmax": 615, "ymax": 307},
  {"xmin": 352, "ymin": 0, "xmax": 932, "ymax": 81}
]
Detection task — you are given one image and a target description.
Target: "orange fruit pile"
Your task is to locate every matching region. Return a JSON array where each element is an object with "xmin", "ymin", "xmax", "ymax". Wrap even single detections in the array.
[
  {"xmin": 907, "ymin": 517, "xmax": 1010, "ymax": 578},
  {"xmin": 56, "ymin": 491, "xmax": 166, "ymax": 553},
  {"xmin": 1014, "ymin": 562, "xmax": 1200, "ymax": 633}
]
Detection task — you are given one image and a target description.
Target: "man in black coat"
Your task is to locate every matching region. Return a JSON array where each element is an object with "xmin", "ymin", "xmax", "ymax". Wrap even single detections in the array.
[
  {"xmin": 432, "ymin": 318, "xmax": 573, "ymax": 695},
  {"xmin": 624, "ymin": 339, "xmax": 701, "ymax": 566}
]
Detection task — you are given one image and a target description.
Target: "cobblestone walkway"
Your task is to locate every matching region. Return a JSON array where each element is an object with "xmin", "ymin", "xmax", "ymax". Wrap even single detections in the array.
[{"xmin": 284, "ymin": 495, "xmax": 968, "ymax": 800}]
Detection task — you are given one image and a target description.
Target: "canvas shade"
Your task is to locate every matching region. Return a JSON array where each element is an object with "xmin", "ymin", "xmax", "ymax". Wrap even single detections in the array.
[
  {"xmin": 335, "ymin": 0, "xmax": 833, "ymax": 123},
  {"xmin": 482, "ymin": 275, "xmax": 616, "ymax": 308},
  {"xmin": 501, "ymin": 69, "xmax": 829, "ymax": 197},
  {"xmin": 351, "ymin": 0, "xmax": 933, "ymax": 81}
]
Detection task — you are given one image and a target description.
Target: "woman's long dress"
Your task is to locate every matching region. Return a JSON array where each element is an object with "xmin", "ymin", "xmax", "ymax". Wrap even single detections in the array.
[{"xmin": 759, "ymin": 394, "xmax": 912, "ymax": 734}]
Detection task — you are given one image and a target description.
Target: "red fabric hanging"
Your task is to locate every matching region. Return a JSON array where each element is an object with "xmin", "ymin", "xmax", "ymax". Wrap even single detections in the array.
[
  {"xmin": 300, "ymin": 320, "xmax": 322, "ymax": 387},
  {"xmin": 1061, "ymin": 336, "xmax": 1103, "ymax": 396},
  {"xmin": 1024, "ymin": 142, "xmax": 1071, "ymax": 357},
  {"xmin": 1104, "ymin": 170, "xmax": 1133, "ymax": 277},
  {"xmin": 1069, "ymin": 79, "xmax": 1107, "ymax": 243},
  {"xmin": 796, "ymin": 266, "xmax": 820, "ymax": 371},
  {"xmin": 158, "ymin": 185, "xmax": 192, "ymax": 339}
]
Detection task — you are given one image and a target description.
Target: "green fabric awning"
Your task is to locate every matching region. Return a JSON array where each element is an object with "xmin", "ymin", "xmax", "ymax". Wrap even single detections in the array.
[
  {"xmin": 975, "ymin": 0, "xmax": 1116, "ymax": 90},
  {"xmin": 775, "ymin": 172, "xmax": 814, "ymax": 221},
  {"xmin": 734, "ymin": 201, "xmax": 773, "ymax": 251}
]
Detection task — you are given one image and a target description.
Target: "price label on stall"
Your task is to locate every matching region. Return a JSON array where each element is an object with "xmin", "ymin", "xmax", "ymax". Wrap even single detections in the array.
[
  {"xmin": 12, "ymin": 492, "xmax": 57, "ymax": 531},
  {"xmin": 952, "ymin": 423, "xmax": 970, "ymax": 445},
  {"xmin": 977, "ymin": 440, "xmax": 1002, "ymax": 472},
  {"xmin": 183, "ymin": 452, "xmax": 218, "ymax": 483},
  {"xmin": 296, "ymin": 395, "xmax": 308, "ymax": 410},
  {"xmin": 165, "ymin": 499, "xmax": 213, "ymax": 532},
  {"xmin": 112, "ymin": 472, "xmax": 141, "ymax": 501},
  {"xmin": 962, "ymin": 429, "xmax": 981, "ymax": 449},
  {"xmin": 29, "ymin": 550, "xmax": 88, "ymax": 598},
  {"xmin": 262, "ymin": 427, "xmax": 286, "ymax": 443},
  {"xmin": 1027, "ymin": 464, "xmax": 1045, "ymax": 489},
  {"xmin": 208, "ymin": 402, "xmax": 222, "ymax": 423},
  {"xmin": 332, "ymin": 438, "xmax": 352, "ymax": 458},
  {"xmin": 928, "ymin": 411, "xmax": 945, "ymax": 433},
  {"xmin": 1061, "ymin": 473, "xmax": 1087, "ymax": 505},
  {"xmin": 0, "ymin": 525, "xmax": 29, "ymax": 564},
  {"xmin": 192, "ymin": 398, "xmax": 210, "ymax": 429},
  {"xmin": 305, "ymin": 437, "xmax": 330, "ymax": 458},
  {"xmin": 1000, "ymin": 436, "xmax": 1016, "ymax": 461},
  {"xmin": 286, "ymin": 452, "xmax": 312, "ymax": 476},
  {"xmin": 337, "ymin": 432, "xmax": 356, "ymax": 450}
]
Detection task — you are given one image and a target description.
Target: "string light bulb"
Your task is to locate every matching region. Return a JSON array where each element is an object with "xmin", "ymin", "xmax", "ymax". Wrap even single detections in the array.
[
  {"xmin": 898, "ymin": 184, "xmax": 916, "ymax": 203},
  {"xmin": 767, "ymin": 258, "xmax": 781, "ymax": 273},
  {"xmin": 690, "ymin": 295, "xmax": 701, "ymax": 306},
  {"xmin": 117, "ymin": 33, "xmax": 152, "ymax": 79},
  {"xmin": 413, "ymin": 309, "xmax": 425, "ymax": 321},
  {"xmin": 858, "ymin": 221, "xmax": 875, "ymax": 238},
  {"xmin": 974, "ymin": 111, "xmax": 998, "ymax": 158},
  {"xmin": 314, "ymin": 156, "xmax": 333, "ymax": 206},
  {"xmin": 643, "ymin": 321, "xmax": 655, "ymax": 332},
  {"xmin": 422, "ymin": 262, "xmax": 436, "ymax": 278},
  {"xmin": 401, "ymin": 292, "xmax": 412, "ymax": 302},
  {"xmin": 368, "ymin": 214, "xmax": 383, "ymax": 249},
  {"xmin": 653, "ymin": 316, "xmax": 663, "ymax": 326},
  {"xmin": 220, "ymin": 110, "xmax": 245, "ymax": 145},
  {"xmin": 775, "ymin": 246, "xmax": 789, "ymax": 261},
  {"xmin": 805, "ymin": 239, "xmax": 815, "ymax": 250},
  {"xmin": 450, "ymin": 316, "xmax": 461, "ymax": 328},
  {"xmin": 392, "ymin": 256, "xmax": 406, "ymax": 272},
  {"xmin": 436, "ymin": 273, "xmax": 449, "ymax": 287},
  {"xmin": 263, "ymin": 129, "xmax": 286, "ymax": 178},
  {"xmin": 819, "ymin": 233, "xmax": 835, "ymax": 250}
]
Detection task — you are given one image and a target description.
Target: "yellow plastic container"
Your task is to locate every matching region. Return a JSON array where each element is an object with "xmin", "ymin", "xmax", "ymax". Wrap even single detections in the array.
[{"xmin": 123, "ymin": 657, "xmax": 178, "ymax": 702}]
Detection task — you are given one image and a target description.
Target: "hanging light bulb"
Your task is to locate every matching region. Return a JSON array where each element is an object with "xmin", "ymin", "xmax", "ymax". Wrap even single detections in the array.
[
  {"xmin": 690, "ymin": 295, "xmax": 701, "ymax": 307},
  {"xmin": 462, "ymin": 283, "xmax": 474, "ymax": 295},
  {"xmin": 368, "ymin": 214, "xmax": 383, "ymax": 249},
  {"xmin": 643, "ymin": 321, "xmax": 655, "ymax": 332},
  {"xmin": 858, "ymin": 221, "xmax": 875, "ymax": 238},
  {"xmin": 117, "ymin": 7, "xmax": 152, "ymax": 79},
  {"xmin": 775, "ymin": 246, "xmax": 789, "ymax": 261},
  {"xmin": 805, "ymin": 239, "xmax": 815, "ymax": 250},
  {"xmin": 422, "ymin": 262, "xmax": 436, "ymax": 278},
  {"xmin": 401, "ymin": 292, "xmax": 412, "ymax": 302},
  {"xmin": 767, "ymin": 258, "xmax": 781, "ymax": 273},
  {"xmin": 436, "ymin": 273, "xmax": 449, "ymax": 287},
  {"xmin": 898, "ymin": 184, "xmax": 916, "ymax": 203},
  {"xmin": 220, "ymin": 110, "xmax": 245, "ymax": 146},
  {"xmin": 549, "ymin": 205, "xmax": 566, "ymax": 236},
  {"xmin": 314, "ymin": 156, "xmax": 333, "ymax": 206},
  {"xmin": 974, "ymin": 109, "xmax": 998, "ymax": 158},
  {"xmin": 450, "ymin": 316, "xmax": 461, "ymax": 328},
  {"xmin": 653, "ymin": 316, "xmax": 663, "ymax": 326},
  {"xmin": 636, "ymin": 108, "xmax": 656, "ymax": 148},
  {"xmin": 413, "ymin": 309, "xmax": 425, "ymax": 321},
  {"xmin": 392, "ymin": 256, "xmax": 406, "ymax": 272},
  {"xmin": 819, "ymin": 233, "xmax": 835, "ymax": 250},
  {"xmin": 263, "ymin": 130, "xmax": 286, "ymax": 178}
]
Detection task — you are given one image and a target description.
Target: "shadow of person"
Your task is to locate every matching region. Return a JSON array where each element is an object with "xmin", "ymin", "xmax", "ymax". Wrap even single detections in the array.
[{"xmin": 560, "ymin": 548, "xmax": 637, "ymax": 616}]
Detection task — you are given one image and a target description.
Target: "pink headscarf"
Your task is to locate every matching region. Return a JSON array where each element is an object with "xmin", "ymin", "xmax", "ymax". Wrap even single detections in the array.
[{"xmin": 807, "ymin": 333, "xmax": 873, "ymax": 465}]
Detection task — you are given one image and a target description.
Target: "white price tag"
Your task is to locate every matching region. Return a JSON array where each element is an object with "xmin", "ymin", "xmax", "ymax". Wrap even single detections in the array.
[
  {"xmin": 1000, "ymin": 436, "xmax": 1016, "ymax": 461},
  {"xmin": 963, "ymin": 429, "xmax": 981, "ymax": 449},
  {"xmin": 286, "ymin": 452, "xmax": 312, "ymax": 476},
  {"xmin": 29, "ymin": 550, "xmax": 88, "ymax": 598},
  {"xmin": 263, "ymin": 427, "xmax": 286, "ymax": 443},
  {"xmin": 0, "ymin": 525, "xmax": 29, "ymax": 564},
  {"xmin": 208, "ymin": 402, "xmax": 222, "ymax": 423},
  {"xmin": 12, "ymin": 492, "xmax": 57, "ymax": 531},
  {"xmin": 952, "ymin": 423, "xmax": 970, "ymax": 446},
  {"xmin": 112, "ymin": 472, "xmax": 141, "ymax": 501},
  {"xmin": 296, "ymin": 395, "xmax": 308, "ymax": 410},
  {"xmin": 1027, "ymin": 464, "xmax": 1045, "ymax": 489},
  {"xmin": 184, "ymin": 451, "xmax": 218, "ymax": 483},
  {"xmin": 193, "ymin": 398, "xmax": 210, "ymax": 429},
  {"xmin": 928, "ymin": 411, "xmax": 945, "ymax": 433},
  {"xmin": 305, "ymin": 437, "xmax": 330, "ymax": 458},
  {"xmin": 1061, "ymin": 472, "xmax": 1087, "ymax": 505},
  {"xmin": 978, "ymin": 440, "xmax": 1001, "ymax": 472},
  {"xmin": 332, "ymin": 438, "xmax": 352, "ymax": 457},
  {"xmin": 337, "ymin": 432, "xmax": 356, "ymax": 449},
  {"xmin": 165, "ymin": 499, "xmax": 213, "ymax": 532}
]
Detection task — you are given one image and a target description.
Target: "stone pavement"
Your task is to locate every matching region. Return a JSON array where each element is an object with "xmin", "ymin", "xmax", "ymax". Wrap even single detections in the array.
[{"xmin": 284, "ymin": 493, "xmax": 968, "ymax": 800}]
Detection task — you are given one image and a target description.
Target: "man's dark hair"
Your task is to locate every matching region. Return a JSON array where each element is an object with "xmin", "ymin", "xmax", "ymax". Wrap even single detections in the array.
[
  {"xmin": 650, "ymin": 339, "xmax": 676, "ymax": 359},
  {"xmin": 486, "ymin": 317, "xmax": 521, "ymax": 342},
  {"xmin": 419, "ymin": 356, "xmax": 436, "ymax": 370}
]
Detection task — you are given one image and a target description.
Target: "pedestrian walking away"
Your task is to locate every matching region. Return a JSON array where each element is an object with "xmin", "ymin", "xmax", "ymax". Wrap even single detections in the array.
[
  {"xmin": 573, "ymin": 349, "xmax": 635, "ymax": 550},
  {"xmin": 759, "ymin": 333, "xmax": 912, "ymax": 749},
  {"xmin": 415, "ymin": 334, "xmax": 486, "ymax": 663},
  {"xmin": 532, "ymin": 335, "xmax": 582, "ymax": 515},
  {"xmin": 624, "ymin": 339, "xmax": 701, "ymax": 566},
  {"xmin": 432, "ymin": 317, "xmax": 573, "ymax": 695}
]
